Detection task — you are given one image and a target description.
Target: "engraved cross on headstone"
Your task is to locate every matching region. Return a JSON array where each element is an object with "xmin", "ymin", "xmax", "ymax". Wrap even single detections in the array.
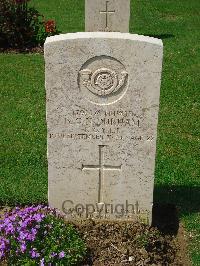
[
  {"xmin": 82, "ymin": 145, "xmax": 121, "ymax": 203},
  {"xmin": 100, "ymin": 1, "xmax": 115, "ymax": 31},
  {"xmin": 85, "ymin": 0, "xmax": 130, "ymax": 33}
]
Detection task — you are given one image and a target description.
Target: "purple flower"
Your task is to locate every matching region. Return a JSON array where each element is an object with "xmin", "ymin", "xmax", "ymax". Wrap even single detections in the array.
[
  {"xmin": 20, "ymin": 243, "xmax": 26, "ymax": 253},
  {"xmin": 33, "ymin": 213, "xmax": 45, "ymax": 223},
  {"xmin": 31, "ymin": 228, "xmax": 37, "ymax": 235},
  {"xmin": 26, "ymin": 232, "xmax": 36, "ymax": 241},
  {"xmin": 59, "ymin": 251, "xmax": 65, "ymax": 258},
  {"xmin": 0, "ymin": 205, "xmax": 66, "ymax": 263},
  {"xmin": 31, "ymin": 248, "xmax": 40, "ymax": 258},
  {"xmin": 5, "ymin": 223, "xmax": 15, "ymax": 235},
  {"xmin": 0, "ymin": 237, "xmax": 10, "ymax": 255},
  {"xmin": 0, "ymin": 251, "xmax": 4, "ymax": 259},
  {"xmin": 4, "ymin": 218, "xmax": 10, "ymax": 225},
  {"xmin": 0, "ymin": 240, "xmax": 6, "ymax": 250},
  {"xmin": 19, "ymin": 231, "xmax": 27, "ymax": 241},
  {"xmin": 40, "ymin": 258, "xmax": 45, "ymax": 266},
  {"xmin": 50, "ymin": 252, "xmax": 57, "ymax": 258}
]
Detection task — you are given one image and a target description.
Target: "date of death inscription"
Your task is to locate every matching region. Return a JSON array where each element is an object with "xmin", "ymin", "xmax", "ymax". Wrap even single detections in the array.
[{"xmin": 49, "ymin": 109, "xmax": 154, "ymax": 142}]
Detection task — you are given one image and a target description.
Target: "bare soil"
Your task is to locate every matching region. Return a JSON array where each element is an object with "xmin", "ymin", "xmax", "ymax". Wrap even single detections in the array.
[
  {"xmin": 72, "ymin": 204, "xmax": 191, "ymax": 265},
  {"xmin": 72, "ymin": 220, "xmax": 188, "ymax": 266}
]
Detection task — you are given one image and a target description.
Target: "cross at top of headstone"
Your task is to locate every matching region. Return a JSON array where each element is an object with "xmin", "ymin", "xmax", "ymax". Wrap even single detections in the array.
[
  {"xmin": 100, "ymin": 1, "xmax": 115, "ymax": 31},
  {"xmin": 85, "ymin": 0, "xmax": 130, "ymax": 33}
]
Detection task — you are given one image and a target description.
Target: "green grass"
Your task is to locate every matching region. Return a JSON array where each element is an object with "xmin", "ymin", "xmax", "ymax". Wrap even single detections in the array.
[
  {"xmin": 0, "ymin": 54, "xmax": 47, "ymax": 204},
  {"xmin": 0, "ymin": 0, "xmax": 200, "ymax": 264}
]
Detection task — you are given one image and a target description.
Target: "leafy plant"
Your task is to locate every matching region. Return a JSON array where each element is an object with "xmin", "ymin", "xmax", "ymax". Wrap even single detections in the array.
[
  {"xmin": 0, "ymin": 205, "xmax": 87, "ymax": 265},
  {"xmin": 0, "ymin": 0, "xmax": 59, "ymax": 49},
  {"xmin": 136, "ymin": 229, "xmax": 161, "ymax": 248}
]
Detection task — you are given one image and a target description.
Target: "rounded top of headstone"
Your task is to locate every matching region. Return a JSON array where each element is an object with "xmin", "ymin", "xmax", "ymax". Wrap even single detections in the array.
[{"xmin": 45, "ymin": 32, "xmax": 163, "ymax": 47}]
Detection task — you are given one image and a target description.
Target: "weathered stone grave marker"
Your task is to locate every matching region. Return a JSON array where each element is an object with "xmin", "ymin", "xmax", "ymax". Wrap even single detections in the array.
[
  {"xmin": 45, "ymin": 32, "xmax": 163, "ymax": 224},
  {"xmin": 85, "ymin": 0, "xmax": 130, "ymax": 32}
]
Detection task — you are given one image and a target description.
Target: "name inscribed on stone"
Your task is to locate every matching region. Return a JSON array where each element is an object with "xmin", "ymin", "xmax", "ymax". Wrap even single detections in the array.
[{"xmin": 49, "ymin": 109, "xmax": 146, "ymax": 142}]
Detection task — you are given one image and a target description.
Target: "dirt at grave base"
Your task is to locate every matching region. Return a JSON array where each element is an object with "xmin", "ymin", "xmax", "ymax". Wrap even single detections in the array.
[
  {"xmin": 71, "ymin": 219, "xmax": 190, "ymax": 266},
  {"xmin": 0, "ymin": 206, "xmax": 191, "ymax": 266}
]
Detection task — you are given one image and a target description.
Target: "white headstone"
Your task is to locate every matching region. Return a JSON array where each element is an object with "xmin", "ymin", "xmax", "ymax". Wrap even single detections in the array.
[
  {"xmin": 85, "ymin": 0, "xmax": 130, "ymax": 32},
  {"xmin": 45, "ymin": 32, "xmax": 163, "ymax": 224}
]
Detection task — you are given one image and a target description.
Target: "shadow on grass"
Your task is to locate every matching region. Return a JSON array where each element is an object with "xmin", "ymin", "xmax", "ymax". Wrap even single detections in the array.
[
  {"xmin": 147, "ymin": 33, "xmax": 175, "ymax": 39},
  {"xmin": 152, "ymin": 185, "xmax": 200, "ymax": 235},
  {"xmin": 152, "ymin": 204, "xmax": 179, "ymax": 235}
]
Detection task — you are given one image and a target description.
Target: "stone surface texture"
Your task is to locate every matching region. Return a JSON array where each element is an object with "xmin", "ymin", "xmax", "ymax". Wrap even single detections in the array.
[
  {"xmin": 85, "ymin": 0, "xmax": 130, "ymax": 32},
  {"xmin": 45, "ymin": 32, "xmax": 163, "ymax": 224}
]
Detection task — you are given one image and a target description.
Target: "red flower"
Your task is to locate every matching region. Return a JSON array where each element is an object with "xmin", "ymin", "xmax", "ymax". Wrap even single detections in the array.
[{"xmin": 45, "ymin": 20, "xmax": 56, "ymax": 33}]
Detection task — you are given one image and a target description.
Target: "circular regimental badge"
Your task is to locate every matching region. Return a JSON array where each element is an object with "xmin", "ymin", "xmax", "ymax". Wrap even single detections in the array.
[
  {"xmin": 78, "ymin": 56, "xmax": 128, "ymax": 105},
  {"xmin": 90, "ymin": 68, "xmax": 118, "ymax": 96},
  {"xmin": 90, "ymin": 68, "xmax": 117, "ymax": 96}
]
